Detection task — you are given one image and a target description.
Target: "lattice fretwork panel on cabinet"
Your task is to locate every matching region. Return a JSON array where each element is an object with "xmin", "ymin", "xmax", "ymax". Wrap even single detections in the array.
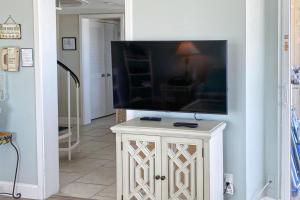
[
  {"xmin": 162, "ymin": 139, "xmax": 203, "ymax": 200},
  {"xmin": 122, "ymin": 135, "xmax": 161, "ymax": 200}
]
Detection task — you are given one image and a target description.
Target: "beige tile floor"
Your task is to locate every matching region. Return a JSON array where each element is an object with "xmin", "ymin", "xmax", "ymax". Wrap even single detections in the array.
[
  {"xmin": 58, "ymin": 115, "xmax": 117, "ymax": 200},
  {"xmin": 0, "ymin": 115, "xmax": 117, "ymax": 200}
]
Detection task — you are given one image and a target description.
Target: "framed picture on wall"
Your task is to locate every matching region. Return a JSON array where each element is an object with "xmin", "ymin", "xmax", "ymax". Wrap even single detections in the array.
[{"xmin": 62, "ymin": 37, "xmax": 76, "ymax": 51}]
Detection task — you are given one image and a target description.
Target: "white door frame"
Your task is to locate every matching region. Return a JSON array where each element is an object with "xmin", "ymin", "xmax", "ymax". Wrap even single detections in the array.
[
  {"xmin": 33, "ymin": 0, "xmax": 59, "ymax": 199},
  {"xmin": 280, "ymin": 0, "xmax": 291, "ymax": 199},
  {"xmin": 79, "ymin": 14, "xmax": 125, "ymax": 125},
  {"xmin": 125, "ymin": 0, "xmax": 133, "ymax": 40}
]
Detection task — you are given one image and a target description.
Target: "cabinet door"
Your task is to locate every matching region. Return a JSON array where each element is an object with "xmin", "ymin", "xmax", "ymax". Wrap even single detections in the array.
[
  {"xmin": 161, "ymin": 138, "xmax": 203, "ymax": 200},
  {"xmin": 122, "ymin": 134, "xmax": 162, "ymax": 200}
]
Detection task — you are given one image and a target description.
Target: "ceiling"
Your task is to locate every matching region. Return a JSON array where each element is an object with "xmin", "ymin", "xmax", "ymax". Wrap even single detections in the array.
[{"xmin": 57, "ymin": 0, "xmax": 125, "ymax": 14}]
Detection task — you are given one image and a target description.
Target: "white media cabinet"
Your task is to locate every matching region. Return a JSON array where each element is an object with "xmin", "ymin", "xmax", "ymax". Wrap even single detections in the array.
[{"xmin": 111, "ymin": 118, "xmax": 226, "ymax": 200}]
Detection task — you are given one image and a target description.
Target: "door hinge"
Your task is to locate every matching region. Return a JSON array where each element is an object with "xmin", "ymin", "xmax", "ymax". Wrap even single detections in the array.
[
  {"xmin": 121, "ymin": 141, "xmax": 123, "ymax": 151},
  {"xmin": 121, "ymin": 195, "xmax": 123, "ymax": 200},
  {"xmin": 202, "ymin": 147, "xmax": 204, "ymax": 158},
  {"xmin": 284, "ymin": 34, "xmax": 289, "ymax": 51}
]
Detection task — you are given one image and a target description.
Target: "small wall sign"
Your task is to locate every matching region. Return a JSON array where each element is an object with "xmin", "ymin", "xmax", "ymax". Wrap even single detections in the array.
[
  {"xmin": 0, "ymin": 15, "xmax": 21, "ymax": 39},
  {"xmin": 21, "ymin": 48, "xmax": 34, "ymax": 67}
]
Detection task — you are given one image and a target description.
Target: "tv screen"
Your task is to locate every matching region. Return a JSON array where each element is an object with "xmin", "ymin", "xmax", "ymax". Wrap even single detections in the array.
[{"xmin": 111, "ymin": 40, "xmax": 227, "ymax": 114}]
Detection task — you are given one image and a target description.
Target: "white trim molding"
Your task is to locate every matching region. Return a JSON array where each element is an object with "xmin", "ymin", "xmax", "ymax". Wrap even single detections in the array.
[
  {"xmin": 125, "ymin": 0, "xmax": 133, "ymax": 40},
  {"xmin": 280, "ymin": 0, "xmax": 291, "ymax": 199},
  {"xmin": 33, "ymin": 0, "xmax": 59, "ymax": 198},
  {"xmin": 0, "ymin": 182, "xmax": 38, "ymax": 199}
]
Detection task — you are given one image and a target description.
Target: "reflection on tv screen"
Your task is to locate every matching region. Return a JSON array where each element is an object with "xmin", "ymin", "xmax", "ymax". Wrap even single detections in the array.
[{"xmin": 111, "ymin": 41, "xmax": 227, "ymax": 115}]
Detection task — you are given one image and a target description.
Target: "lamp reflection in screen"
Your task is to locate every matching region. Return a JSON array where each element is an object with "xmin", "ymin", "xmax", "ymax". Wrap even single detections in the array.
[{"xmin": 176, "ymin": 41, "xmax": 200, "ymax": 81}]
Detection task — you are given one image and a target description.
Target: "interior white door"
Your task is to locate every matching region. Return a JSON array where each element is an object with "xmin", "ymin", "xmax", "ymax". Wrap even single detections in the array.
[
  {"xmin": 104, "ymin": 22, "xmax": 119, "ymax": 115},
  {"xmin": 89, "ymin": 21, "xmax": 107, "ymax": 119},
  {"xmin": 122, "ymin": 134, "xmax": 162, "ymax": 200},
  {"xmin": 161, "ymin": 137, "xmax": 203, "ymax": 200}
]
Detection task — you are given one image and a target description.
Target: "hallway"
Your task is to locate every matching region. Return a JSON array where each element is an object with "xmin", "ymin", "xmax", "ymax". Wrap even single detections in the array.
[{"xmin": 58, "ymin": 115, "xmax": 116, "ymax": 199}]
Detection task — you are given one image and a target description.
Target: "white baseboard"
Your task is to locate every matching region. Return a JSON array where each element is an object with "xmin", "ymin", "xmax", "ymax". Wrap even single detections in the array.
[
  {"xmin": 261, "ymin": 197, "xmax": 276, "ymax": 200},
  {"xmin": 0, "ymin": 181, "xmax": 39, "ymax": 199},
  {"xmin": 59, "ymin": 117, "xmax": 79, "ymax": 125}
]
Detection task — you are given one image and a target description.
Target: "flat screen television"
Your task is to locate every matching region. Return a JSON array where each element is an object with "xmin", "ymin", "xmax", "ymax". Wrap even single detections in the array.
[{"xmin": 111, "ymin": 40, "xmax": 227, "ymax": 114}]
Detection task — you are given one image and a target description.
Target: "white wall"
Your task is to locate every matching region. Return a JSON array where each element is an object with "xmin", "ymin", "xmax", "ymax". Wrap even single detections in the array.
[
  {"xmin": 127, "ymin": 0, "xmax": 247, "ymax": 199},
  {"xmin": 57, "ymin": 14, "xmax": 80, "ymax": 119},
  {"xmin": 0, "ymin": 0, "xmax": 38, "ymax": 185}
]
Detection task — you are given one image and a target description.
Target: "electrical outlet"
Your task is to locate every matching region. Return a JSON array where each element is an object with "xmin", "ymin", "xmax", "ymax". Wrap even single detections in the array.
[{"xmin": 224, "ymin": 174, "xmax": 234, "ymax": 195}]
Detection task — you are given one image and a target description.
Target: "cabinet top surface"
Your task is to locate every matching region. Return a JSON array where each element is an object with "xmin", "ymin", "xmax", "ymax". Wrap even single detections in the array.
[{"xmin": 111, "ymin": 117, "xmax": 226, "ymax": 138}]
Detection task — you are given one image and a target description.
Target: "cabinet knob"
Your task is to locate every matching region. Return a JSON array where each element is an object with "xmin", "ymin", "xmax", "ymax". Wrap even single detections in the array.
[
  {"xmin": 161, "ymin": 176, "xmax": 166, "ymax": 181},
  {"xmin": 155, "ymin": 175, "xmax": 161, "ymax": 180}
]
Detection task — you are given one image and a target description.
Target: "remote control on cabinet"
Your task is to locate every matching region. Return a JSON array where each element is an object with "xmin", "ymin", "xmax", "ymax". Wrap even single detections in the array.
[
  {"xmin": 173, "ymin": 122, "xmax": 198, "ymax": 128},
  {"xmin": 140, "ymin": 117, "xmax": 162, "ymax": 121}
]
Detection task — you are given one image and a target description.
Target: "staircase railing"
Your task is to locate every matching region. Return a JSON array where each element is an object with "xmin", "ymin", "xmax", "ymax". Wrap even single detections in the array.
[{"xmin": 57, "ymin": 60, "xmax": 80, "ymax": 160}]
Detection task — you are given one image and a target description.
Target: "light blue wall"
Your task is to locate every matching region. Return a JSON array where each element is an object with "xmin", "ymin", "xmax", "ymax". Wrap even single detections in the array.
[
  {"xmin": 128, "ymin": 0, "xmax": 247, "ymax": 199},
  {"xmin": 245, "ymin": 0, "xmax": 266, "ymax": 199},
  {"xmin": 264, "ymin": 0, "xmax": 280, "ymax": 198},
  {"xmin": 128, "ymin": 0, "xmax": 279, "ymax": 199},
  {"xmin": 0, "ymin": 0, "xmax": 37, "ymax": 185}
]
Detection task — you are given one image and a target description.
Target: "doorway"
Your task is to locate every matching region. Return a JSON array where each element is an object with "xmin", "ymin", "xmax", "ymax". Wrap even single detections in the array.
[
  {"xmin": 291, "ymin": 0, "xmax": 300, "ymax": 198},
  {"xmin": 282, "ymin": 0, "xmax": 300, "ymax": 199},
  {"xmin": 80, "ymin": 14, "xmax": 125, "ymax": 125},
  {"xmin": 55, "ymin": 13, "xmax": 125, "ymax": 199},
  {"xmin": 29, "ymin": 0, "xmax": 127, "ymax": 199}
]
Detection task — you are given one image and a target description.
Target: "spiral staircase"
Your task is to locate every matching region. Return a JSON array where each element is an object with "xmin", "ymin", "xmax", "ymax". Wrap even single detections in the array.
[{"xmin": 57, "ymin": 61, "xmax": 80, "ymax": 160}]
